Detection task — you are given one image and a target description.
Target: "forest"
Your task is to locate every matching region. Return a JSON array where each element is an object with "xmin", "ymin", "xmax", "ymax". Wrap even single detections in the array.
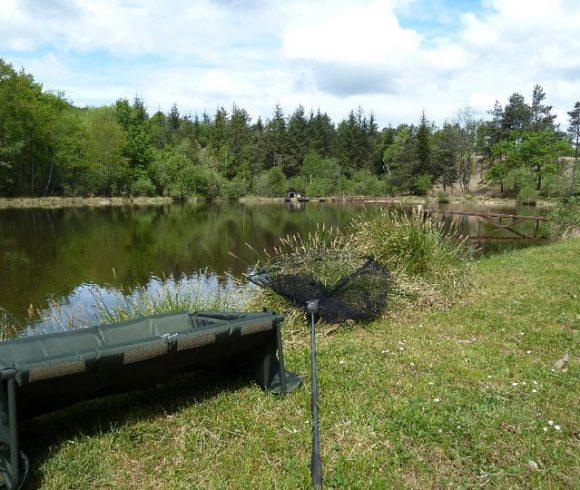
[{"xmin": 1, "ymin": 58, "xmax": 578, "ymax": 201}]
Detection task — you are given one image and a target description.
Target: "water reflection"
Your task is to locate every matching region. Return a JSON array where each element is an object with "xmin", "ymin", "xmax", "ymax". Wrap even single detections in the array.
[{"xmin": 0, "ymin": 201, "xmax": 548, "ymax": 332}]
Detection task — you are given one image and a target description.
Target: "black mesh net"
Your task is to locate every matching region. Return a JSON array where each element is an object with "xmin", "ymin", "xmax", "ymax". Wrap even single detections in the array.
[{"xmin": 248, "ymin": 255, "xmax": 391, "ymax": 323}]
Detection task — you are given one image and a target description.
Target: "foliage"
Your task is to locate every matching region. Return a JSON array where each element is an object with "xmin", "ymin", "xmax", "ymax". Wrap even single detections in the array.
[
  {"xmin": 412, "ymin": 174, "xmax": 432, "ymax": 196},
  {"xmin": 436, "ymin": 190, "xmax": 450, "ymax": 204},
  {"xmin": 254, "ymin": 167, "xmax": 287, "ymax": 197},
  {"xmin": 548, "ymin": 196, "xmax": 580, "ymax": 238},
  {"xmin": 0, "ymin": 59, "xmax": 576, "ymax": 200}
]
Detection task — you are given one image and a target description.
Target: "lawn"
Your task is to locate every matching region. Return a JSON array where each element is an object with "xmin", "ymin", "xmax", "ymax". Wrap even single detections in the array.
[{"xmin": 23, "ymin": 239, "xmax": 579, "ymax": 488}]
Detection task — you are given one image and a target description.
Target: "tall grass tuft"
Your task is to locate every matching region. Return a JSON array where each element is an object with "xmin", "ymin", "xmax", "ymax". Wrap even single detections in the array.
[
  {"xmin": 18, "ymin": 276, "xmax": 251, "ymax": 337},
  {"xmin": 0, "ymin": 308, "xmax": 18, "ymax": 340},
  {"xmin": 91, "ymin": 280, "xmax": 250, "ymax": 325},
  {"xmin": 351, "ymin": 208, "xmax": 472, "ymax": 280},
  {"xmin": 251, "ymin": 208, "xmax": 474, "ymax": 322}
]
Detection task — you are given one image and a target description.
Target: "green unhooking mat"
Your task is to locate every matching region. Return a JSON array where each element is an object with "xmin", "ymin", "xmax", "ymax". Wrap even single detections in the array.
[{"xmin": 0, "ymin": 311, "xmax": 301, "ymax": 489}]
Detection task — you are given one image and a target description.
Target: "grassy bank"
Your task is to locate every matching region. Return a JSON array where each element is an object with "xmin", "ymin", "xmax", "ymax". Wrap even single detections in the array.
[
  {"xmin": 0, "ymin": 194, "xmax": 556, "ymax": 210},
  {"xmin": 0, "ymin": 196, "xmax": 175, "ymax": 209},
  {"xmin": 21, "ymin": 239, "xmax": 579, "ymax": 488}
]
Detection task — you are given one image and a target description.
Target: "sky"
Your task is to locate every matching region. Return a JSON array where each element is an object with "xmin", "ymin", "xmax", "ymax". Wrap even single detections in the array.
[{"xmin": 1, "ymin": 0, "xmax": 579, "ymax": 126}]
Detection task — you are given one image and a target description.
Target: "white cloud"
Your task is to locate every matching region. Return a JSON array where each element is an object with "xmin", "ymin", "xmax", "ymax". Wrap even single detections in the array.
[{"xmin": 0, "ymin": 0, "xmax": 579, "ymax": 125}]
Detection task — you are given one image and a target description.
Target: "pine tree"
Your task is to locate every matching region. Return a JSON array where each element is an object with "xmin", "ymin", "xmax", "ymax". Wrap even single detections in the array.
[
  {"xmin": 415, "ymin": 111, "xmax": 431, "ymax": 176},
  {"xmin": 132, "ymin": 97, "xmax": 148, "ymax": 123},
  {"xmin": 335, "ymin": 109, "xmax": 369, "ymax": 174},
  {"xmin": 286, "ymin": 105, "xmax": 309, "ymax": 176},
  {"xmin": 568, "ymin": 101, "xmax": 580, "ymax": 186},
  {"xmin": 432, "ymin": 123, "xmax": 459, "ymax": 190},
  {"xmin": 307, "ymin": 110, "xmax": 335, "ymax": 158},
  {"xmin": 530, "ymin": 85, "xmax": 556, "ymax": 131},
  {"xmin": 263, "ymin": 104, "xmax": 288, "ymax": 170},
  {"xmin": 210, "ymin": 107, "xmax": 228, "ymax": 151},
  {"xmin": 502, "ymin": 93, "xmax": 531, "ymax": 133},
  {"xmin": 226, "ymin": 104, "xmax": 252, "ymax": 178},
  {"xmin": 168, "ymin": 103, "xmax": 180, "ymax": 132}
]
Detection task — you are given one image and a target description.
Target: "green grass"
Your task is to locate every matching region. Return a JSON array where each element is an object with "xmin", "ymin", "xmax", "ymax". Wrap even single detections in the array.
[{"xmin": 22, "ymin": 239, "xmax": 579, "ymax": 488}]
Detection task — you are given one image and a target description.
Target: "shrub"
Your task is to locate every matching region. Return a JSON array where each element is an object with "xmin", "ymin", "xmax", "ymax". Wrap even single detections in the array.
[
  {"xmin": 516, "ymin": 186, "xmax": 538, "ymax": 206},
  {"xmin": 287, "ymin": 175, "xmax": 307, "ymax": 195},
  {"xmin": 437, "ymin": 190, "xmax": 450, "ymax": 204},
  {"xmin": 301, "ymin": 152, "xmax": 342, "ymax": 182},
  {"xmin": 181, "ymin": 165, "xmax": 222, "ymax": 200},
  {"xmin": 350, "ymin": 170, "xmax": 385, "ymax": 196},
  {"xmin": 504, "ymin": 167, "xmax": 536, "ymax": 196},
  {"xmin": 254, "ymin": 167, "xmax": 287, "ymax": 197},
  {"xmin": 221, "ymin": 177, "xmax": 250, "ymax": 200},
  {"xmin": 130, "ymin": 170, "xmax": 156, "ymax": 196},
  {"xmin": 306, "ymin": 177, "xmax": 334, "ymax": 196},
  {"xmin": 548, "ymin": 196, "xmax": 580, "ymax": 238},
  {"xmin": 412, "ymin": 174, "xmax": 433, "ymax": 195},
  {"xmin": 252, "ymin": 210, "xmax": 474, "ymax": 322}
]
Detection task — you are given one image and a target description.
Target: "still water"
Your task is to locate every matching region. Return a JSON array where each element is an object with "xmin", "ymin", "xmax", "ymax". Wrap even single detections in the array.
[{"xmin": 0, "ymin": 201, "xmax": 547, "ymax": 333}]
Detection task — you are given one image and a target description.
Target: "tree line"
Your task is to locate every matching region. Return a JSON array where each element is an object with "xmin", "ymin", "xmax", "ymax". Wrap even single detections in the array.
[{"xmin": 1, "ymin": 58, "xmax": 578, "ymax": 200}]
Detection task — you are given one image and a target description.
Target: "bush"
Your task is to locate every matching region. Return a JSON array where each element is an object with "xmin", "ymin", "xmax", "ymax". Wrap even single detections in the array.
[
  {"xmin": 548, "ymin": 196, "xmax": 580, "ymax": 238},
  {"xmin": 504, "ymin": 167, "xmax": 536, "ymax": 196},
  {"xmin": 350, "ymin": 170, "xmax": 385, "ymax": 196},
  {"xmin": 130, "ymin": 169, "xmax": 156, "ymax": 196},
  {"xmin": 306, "ymin": 177, "xmax": 335, "ymax": 196},
  {"xmin": 437, "ymin": 190, "xmax": 450, "ymax": 204},
  {"xmin": 221, "ymin": 177, "xmax": 250, "ymax": 200},
  {"xmin": 182, "ymin": 166, "xmax": 222, "ymax": 200},
  {"xmin": 287, "ymin": 175, "xmax": 307, "ymax": 195},
  {"xmin": 301, "ymin": 152, "xmax": 342, "ymax": 181},
  {"xmin": 516, "ymin": 186, "xmax": 538, "ymax": 206},
  {"xmin": 252, "ymin": 209, "xmax": 474, "ymax": 321},
  {"xmin": 411, "ymin": 174, "xmax": 432, "ymax": 195},
  {"xmin": 254, "ymin": 167, "xmax": 287, "ymax": 197}
]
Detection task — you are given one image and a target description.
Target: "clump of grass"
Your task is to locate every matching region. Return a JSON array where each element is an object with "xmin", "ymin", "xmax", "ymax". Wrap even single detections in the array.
[
  {"xmin": 25, "ymin": 276, "xmax": 251, "ymax": 335},
  {"xmin": 250, "ymin": 210, "xmax": 474, "ymax": 322},
  {"xmin": 92, "ymin": 279, "xmax": 250, "ymax": 325},
  {"xmin": 0, "ymin": 308, "xmax": 18, "ymax": 340},
  {"xmin": 257, "ymin": 224, "xmax": 359, "ymax": 286},
  {"xmin": 351, "ymin": 208, "xmax": 472, "ymax": 279}
]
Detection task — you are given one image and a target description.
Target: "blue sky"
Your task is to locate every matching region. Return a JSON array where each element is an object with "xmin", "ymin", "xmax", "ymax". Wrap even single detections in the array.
[{"xmin": 1, "ymin": 0, "xmax": 579, "ymax": 126}]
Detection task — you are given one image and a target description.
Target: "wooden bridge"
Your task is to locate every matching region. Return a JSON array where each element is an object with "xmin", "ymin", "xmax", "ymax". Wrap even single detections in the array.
[{"xmin": 427, "ymin": 210, "xmax": 548, "ymax": 240}]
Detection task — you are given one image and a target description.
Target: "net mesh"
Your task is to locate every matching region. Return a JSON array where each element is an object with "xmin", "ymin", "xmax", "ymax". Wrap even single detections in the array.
[{"xmin": 248, "ymin": 255, "xmax": 391, "ymax": 323}]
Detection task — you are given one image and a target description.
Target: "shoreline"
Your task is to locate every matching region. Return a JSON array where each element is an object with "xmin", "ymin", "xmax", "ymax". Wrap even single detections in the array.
[{"xmin": 0, "ymin": 194, "xmax": 555, "ymax": 210}]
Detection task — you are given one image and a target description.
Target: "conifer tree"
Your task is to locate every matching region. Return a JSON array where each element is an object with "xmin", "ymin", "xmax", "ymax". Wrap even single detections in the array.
[
  {"xmin": 568, "ymin": 101, "xmax": 580, "ymax": 186},
  {"xmin": 530, "ymin": 85, "xmax": 556, "ymax": 131},
  {"xmin": 263, "ymin": 104, "xmax": 288, "ymax": 170},
  {"xmin": 415, "ymin": 111, "xmax": 432, "ymax": 176},
  {"xmin": 307, "ymin": 110, "xmax": 335, "ymax": 158},
  {"xmin": 286, "ymin": 105, "xmax": 309, "ymax": 176},
  {"xmin": 168, "ymin": 103, "xmax": 180, "ymax": 132},
  {"xmin": 502, "ymin": 93, "xmax": 531, "ymax": 133}
]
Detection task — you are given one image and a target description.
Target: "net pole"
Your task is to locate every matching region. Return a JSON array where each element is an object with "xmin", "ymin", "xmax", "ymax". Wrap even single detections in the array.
[{"xmin": 308, "ymin": 302, "xmax": 322, "ymax": 489}]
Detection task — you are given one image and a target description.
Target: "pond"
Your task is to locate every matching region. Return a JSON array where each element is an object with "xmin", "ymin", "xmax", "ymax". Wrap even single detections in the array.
[{"xmin": 0, "ymin": 201, "xmax": 548, "ymax": 334}]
